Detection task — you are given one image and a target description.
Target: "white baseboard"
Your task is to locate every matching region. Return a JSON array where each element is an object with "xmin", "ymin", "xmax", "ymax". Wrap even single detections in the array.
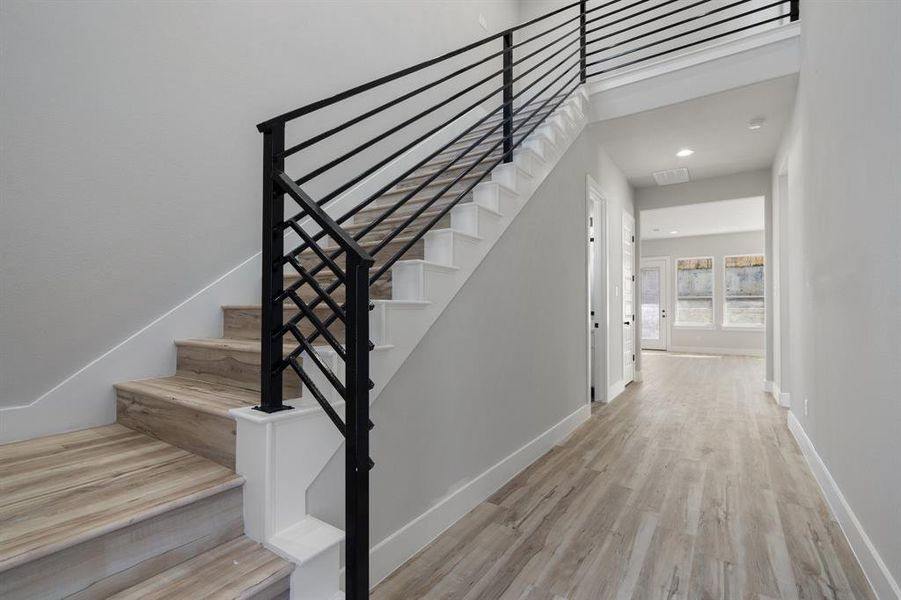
[
  {"xmin": 770, "ymin": 381, "xmax": 791, "ymax": 408},
  {"xmin": 667, "ymin": 345, "xmax": 764, "ymax": 357},
  {"xmin": 787, "ymin": 412, "xmax": 901, "ymax": 600},
  {"xmin": 764, "ymin": 380, "xmax": 774, "ymax": 393},
  {"xmin": 779, "ymin": 391, "xmax": 791, "ymax": 408},
  {"xmin": 369, "ymin": 403, "xmax": 591, "ymax": 587},
  {"xmin": 606, "ymin": 379, "xmax": 626, "ymax": 403}
]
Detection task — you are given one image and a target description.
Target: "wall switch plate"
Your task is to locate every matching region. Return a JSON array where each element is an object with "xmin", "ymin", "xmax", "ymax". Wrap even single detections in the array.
[
  {"xmin": 478, "ymin": 14, "xmax": 488, "ymax": 31},
  {"xmin": 804, "ymin": 397, "xmax": 809, "ymax": 416}
]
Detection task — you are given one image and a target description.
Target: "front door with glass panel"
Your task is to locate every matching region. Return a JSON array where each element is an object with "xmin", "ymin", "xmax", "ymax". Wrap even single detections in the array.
[{"xmin": 640, "ymin": 257, "xmax": 668, "ymax": 350}]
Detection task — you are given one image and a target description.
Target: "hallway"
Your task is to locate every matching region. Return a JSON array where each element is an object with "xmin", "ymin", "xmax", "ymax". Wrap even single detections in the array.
[{"xmin": 372, "ymin": 354, "xmax": 874, "ymax": 599}]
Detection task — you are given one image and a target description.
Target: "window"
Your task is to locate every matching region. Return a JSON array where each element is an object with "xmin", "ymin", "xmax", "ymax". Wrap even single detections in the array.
[
  {"xmin": 724, "ymin": 254, "xmax": 765, "ymax": 327},
  {"xmin": 675, "ymin": 257, "xmax": 714, "ymax": 327}
]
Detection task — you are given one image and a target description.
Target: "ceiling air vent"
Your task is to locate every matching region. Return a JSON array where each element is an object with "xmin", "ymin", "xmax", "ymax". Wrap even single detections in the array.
[{"xmin": 652, "ymin": 167, "xmax": 690, "ymax": 186}]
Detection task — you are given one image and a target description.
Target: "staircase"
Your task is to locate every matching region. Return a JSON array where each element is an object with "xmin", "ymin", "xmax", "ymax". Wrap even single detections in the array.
[
  {"xmin": 1, "ymin": 0, "xmax": 798, "ymax": 596},
  {"xmin": 0, "ymin": 90, "xmax": 587, "ymax": 599}
]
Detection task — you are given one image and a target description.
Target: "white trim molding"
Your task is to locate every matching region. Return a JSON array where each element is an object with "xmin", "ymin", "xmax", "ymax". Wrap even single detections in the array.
[
  {"xmin": 788, "ymin": 412, "xmax": 901, "ymax": 600},
  {"xmin": 369, "ymin": 404, "xmax": 591, "ymax": 587},
  {"xmin": 586, "ymin": 22, "xmax": 800, "ymax": 122},
  {"xmin": 587, "ymin": 22, "xmax": 800, "ymax": 95},
  {"xmin": 607, "ymin": 379, "xmax": 626, "ymax": 403},
  {"xmin": 667, "ymin": 345, "xmax": 764, "ymax": 357},
  {"xmin": 769, "ymin": 380, "xmax": 791, "ymax": 408}
]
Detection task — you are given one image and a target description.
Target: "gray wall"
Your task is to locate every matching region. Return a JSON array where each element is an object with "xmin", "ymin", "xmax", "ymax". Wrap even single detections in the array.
[
  {"xmin": 0, "ymin": 0, "xmax": 521, "ymax": 408},
  {"xmin": 774, "ymin": 0, "xmax": 901, "ymax": 591},
  {"xmin": 635, "ymin": 169, "xmax": 772, "ymax": 210},
  {"xmin": 308, "ymin": 129, "xmax": 633, "ymax": 557},
  {"xmin": 641, "ymin": 231, "xmax": 766, "ymax": 355}
]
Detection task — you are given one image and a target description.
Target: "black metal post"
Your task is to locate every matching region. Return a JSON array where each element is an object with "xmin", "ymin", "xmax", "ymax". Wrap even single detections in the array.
[
  {"xmin": 344, "ymin": 251, "xmax": 373, "ymax": 600},
  {"xmin": 502, "ymin": 31, "xmax": 513, "ymax": 163},
  {"xmin": 789, "ymin": 0, "xmax": 799, "ymax": 22},
  {"xmin": 580, "ymin": 0, "xmax": 587, "ymax": 82},
  {"xmin": 257, "ymin": 122, "xmax": 290, "ymax": 413}
]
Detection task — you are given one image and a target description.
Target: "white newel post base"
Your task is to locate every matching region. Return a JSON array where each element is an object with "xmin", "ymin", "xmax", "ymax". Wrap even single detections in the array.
[{"xmin": 231, "ymin": 405, "xmax": 346, "ymax": 599}]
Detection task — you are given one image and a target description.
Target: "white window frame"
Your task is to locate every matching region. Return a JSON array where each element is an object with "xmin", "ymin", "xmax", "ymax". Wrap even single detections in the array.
[
  {"xmin": 673, "ymin": 256, "xmax": 715, "ymax": 330},
  {"xmin": 722, "ymin": 253, "xmax": 766, "ymax": 330}
]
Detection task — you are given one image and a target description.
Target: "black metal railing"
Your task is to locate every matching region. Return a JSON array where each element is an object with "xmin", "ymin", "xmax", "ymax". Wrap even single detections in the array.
[{"xmin": 255, "ymin": 1, "xmax": 798, "ymax": 596}]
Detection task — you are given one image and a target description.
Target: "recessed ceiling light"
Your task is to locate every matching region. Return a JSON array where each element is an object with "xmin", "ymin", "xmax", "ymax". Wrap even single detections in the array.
[
  {"xmin": 748, "ymin": 118, "xmax": 765, "ymax": 130},
  {"xmin": 676, "ymin": 148, "xmax": 694, "ymax": 157},
  {"xmin": 669, "ymin": 230, "xmax": 679, "ymax": 235}
]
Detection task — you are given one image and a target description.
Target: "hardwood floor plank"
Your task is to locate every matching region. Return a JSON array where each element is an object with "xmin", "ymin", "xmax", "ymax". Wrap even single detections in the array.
[
  {"xmin": 0, "ymin": 424, "xmax": 241, "ymax": 573},
  {"xmin": 371, "ymin": 354, "xmax": 875, "ymax": 599}
]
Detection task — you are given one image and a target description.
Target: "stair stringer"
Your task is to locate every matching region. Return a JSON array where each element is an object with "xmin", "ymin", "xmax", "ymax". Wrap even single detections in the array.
[{"xmin": 230, "ymin": 86, "xmax": 589, "ymax": 598}]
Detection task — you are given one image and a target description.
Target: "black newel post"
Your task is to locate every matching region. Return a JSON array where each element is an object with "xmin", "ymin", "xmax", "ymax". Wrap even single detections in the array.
[
  {"xmin": 345, "ymin": 251, "xmax": 373, "ymax": 599},
  {"xmin": 502, "ymin": 31, "xmax": 514, "ymax": 163},
  {"xmin": 258, "ymin": 122, "xmax": 288, "ymax": 413}
]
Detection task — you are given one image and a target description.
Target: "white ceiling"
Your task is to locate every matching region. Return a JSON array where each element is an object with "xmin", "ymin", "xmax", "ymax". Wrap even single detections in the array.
[
  {"xmin": 589, "ymin": 75, "xmax": 798, "ymax": 187},
  {"xmin": 641, "ymin": 196, "xmax": 764, "ymax": 239}
]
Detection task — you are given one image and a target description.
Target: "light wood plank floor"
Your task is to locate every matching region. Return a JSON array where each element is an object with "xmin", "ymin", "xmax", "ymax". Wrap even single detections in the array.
[{"xmin": 372, "ymin": 353, "xmax": 874, "ymax": 599}]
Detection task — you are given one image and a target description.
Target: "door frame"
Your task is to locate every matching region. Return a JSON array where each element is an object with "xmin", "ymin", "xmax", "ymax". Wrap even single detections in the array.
[
  {"xmin": 640, "ymin": 256, "xmax": 670, "ymax": 351},
  {"xmin": 585, "ymin": 175, "xmax": 608, "ymax": 404},
  {"xmin": 622, "ymin": 212, "xmax": 635, "ymax": 385}
]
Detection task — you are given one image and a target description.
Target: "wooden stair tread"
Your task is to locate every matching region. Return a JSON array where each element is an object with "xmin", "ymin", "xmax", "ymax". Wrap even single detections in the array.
[
  {"xmin": 108, "ymin": 535, "xmax": 291, "ymax": 600},
  {"xmin": 384, "ymin": 168, "xmax": 490, "ymax": 194},
  {"xmin": 176, "ymin": 336, "xmax": 329, "ymax": 354},
  {"xmin": 343, "ymin": 206, "xmax": 452, "ymax": 234},
  {"xmin": 0, "ymin": 424, "xmax": 242, "ymax": 572},
  {"xmin": 175, "ymin": 337, "xmax": 270, "ymax": 353},
  {"xmin": 115, "ymin": 375, "xmax": 258, "ymax": 418}
]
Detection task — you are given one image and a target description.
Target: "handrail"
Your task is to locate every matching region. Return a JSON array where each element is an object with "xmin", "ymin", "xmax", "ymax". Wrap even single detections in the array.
[
  {"xmin": 255, "ymin": 2, "xmax": 798, "ymax": 598},
  {"xmin": 256, "ymin": 0, "xmax": 586, "ymax": 129},
  {"xmin": 274, "ymin": 173, "xmax": 373, "ymax": 262}
]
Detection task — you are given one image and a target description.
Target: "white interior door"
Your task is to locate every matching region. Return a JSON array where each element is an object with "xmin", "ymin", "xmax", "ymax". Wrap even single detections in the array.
[
  {"xmin": 622, "ymin": 214, "xmax": 635, "ymax": 383},
  {"xmin": 640, "ymin": 257, "xmax": 669, "ymax": 350},
  {"xmin": 587, "ymin": 184, "xmax": 606, "ymax": 402}
]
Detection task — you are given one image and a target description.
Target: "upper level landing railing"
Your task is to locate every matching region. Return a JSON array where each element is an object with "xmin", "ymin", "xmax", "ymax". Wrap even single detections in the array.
[{"xmin": 255, "ymin": 1, "xmax": 798, "ymax": 597}]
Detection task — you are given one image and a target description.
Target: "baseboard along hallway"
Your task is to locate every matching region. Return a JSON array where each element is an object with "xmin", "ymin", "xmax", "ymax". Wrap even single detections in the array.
[{"xmin": 372, "ymin": 353, "xmax": 875, "ymax": 599}]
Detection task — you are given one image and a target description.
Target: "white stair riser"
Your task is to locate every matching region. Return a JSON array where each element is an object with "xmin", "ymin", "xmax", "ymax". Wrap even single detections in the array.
[
  {"xmin": 524, "ymin": 137, "xmax": 549, "ymax": 162},
  {"xmin": 473, "ymin": 181, "xmax": 520, "ymax": 216},
  {"xmin": 450, "ymin": 204, "xmax": 503, "ymax": 239},
  {"xmin": 513, "ymin": 148, "xmax": 539, "ymax": 176},
  {"xmin": 424, "ymin": 230, "xmax": 481, "ymax": 266}
]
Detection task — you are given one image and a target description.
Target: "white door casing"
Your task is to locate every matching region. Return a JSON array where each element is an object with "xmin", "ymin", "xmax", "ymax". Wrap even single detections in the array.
[
  {"xmin": 586, "ymin": 176, "xmax": 607, "ymax": 402},
  {"xmin": 622, "ymin": 213, "xmax": 635, "ymax": 383}
]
